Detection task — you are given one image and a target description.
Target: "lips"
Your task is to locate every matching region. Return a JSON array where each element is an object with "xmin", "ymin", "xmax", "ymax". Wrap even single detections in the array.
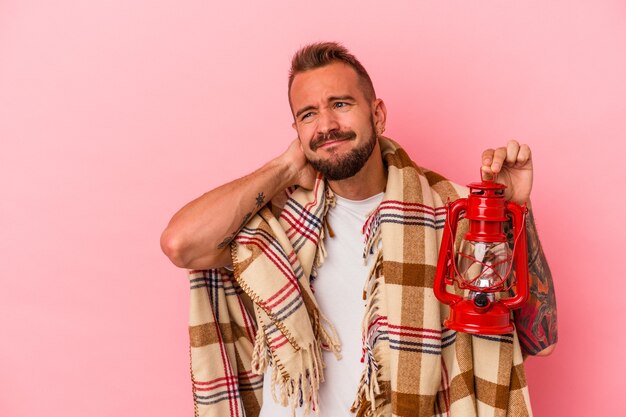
[
  {"xmin": 318, "ymin": 139, "xmax": 348, "ymax": 148},
  {"xmin": 310, "ymin": 131, "xmax": 356, "ymax": 151}
]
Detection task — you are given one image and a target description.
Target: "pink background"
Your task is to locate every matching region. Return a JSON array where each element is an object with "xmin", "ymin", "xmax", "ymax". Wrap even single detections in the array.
[{"xmin": 1, "ymin": 1, "xmax": 625, "ymax": 416}]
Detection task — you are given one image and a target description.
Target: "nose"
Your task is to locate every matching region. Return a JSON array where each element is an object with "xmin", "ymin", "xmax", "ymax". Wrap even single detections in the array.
[{"xmin": 315, "ymin": 107, "xmax": 340, "ymax": 136}]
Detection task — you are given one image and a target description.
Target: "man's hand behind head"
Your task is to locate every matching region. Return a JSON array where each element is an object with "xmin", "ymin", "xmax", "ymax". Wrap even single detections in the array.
[{"xmin": 280, "ymin": 138, "xmax": 318, "ymax": 190}]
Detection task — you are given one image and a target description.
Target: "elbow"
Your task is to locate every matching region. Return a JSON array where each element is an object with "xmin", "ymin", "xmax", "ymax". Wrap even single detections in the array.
[
  {"xmin": 160, "ymin": 227, "xmax": 230, "ymax": 270},
  {"xmin": 533, "ymin": 343, "xmax": 556, "ymax": 357},
  {"xmin": 160, "ymin": 228, "xmax": 190, "ymax": 268}
]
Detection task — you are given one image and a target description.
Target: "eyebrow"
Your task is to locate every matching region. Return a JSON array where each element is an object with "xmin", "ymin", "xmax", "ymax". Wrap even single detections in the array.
[
  {"xmin": 295, "ymin": 105, "xmax": 316, "ymax": 119},
  {"xmin": 328, "ymin": 95, "xmax": 356, "ymax": 102},
  {"xmin": 295, "ymin": 95, "xmax": 357, "ymax": 119}
]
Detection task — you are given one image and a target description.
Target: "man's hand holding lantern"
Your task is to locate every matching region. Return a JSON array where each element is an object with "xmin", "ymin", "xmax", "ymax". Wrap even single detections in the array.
[{"xmin": 481, "ymin": 140, "xmax": 533, "ymax": 205}]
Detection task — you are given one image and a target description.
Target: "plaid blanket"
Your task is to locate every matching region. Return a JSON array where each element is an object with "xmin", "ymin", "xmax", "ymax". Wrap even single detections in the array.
[{"xmin": 188, "ymin": 138, "xmax": 532, "ymax": 417}]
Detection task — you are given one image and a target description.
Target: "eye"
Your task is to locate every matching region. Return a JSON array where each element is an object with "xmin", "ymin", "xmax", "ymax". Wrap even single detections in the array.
[
  {"xmin": 334, "ymin": 102, "xmax": 348, "ymax": 109},
  {"xmin": 301, "ymin": 112, "xmax": 314, "ymax": 122}
]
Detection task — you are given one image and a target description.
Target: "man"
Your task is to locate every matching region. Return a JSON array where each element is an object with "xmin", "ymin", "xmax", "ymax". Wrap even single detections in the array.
[{"xmin": 161, "ymin": 42, "xmax": 557, "ymax": 417}]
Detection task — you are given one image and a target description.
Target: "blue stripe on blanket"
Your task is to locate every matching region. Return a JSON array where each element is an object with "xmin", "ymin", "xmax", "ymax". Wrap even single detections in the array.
[
  {"xmin": 389, "ymin": 344, "xmax": 441, "ymax": 355},
  {"xmin": 284, "ymin": 198, "xmax": 325, "ymax": 252},
  {"xmin": 474, "ymin": 334, "xmax": 514, "ymax": 344},
  {"xmin": 388, "ymin": 338, "xmax": 442, "ymax": 350},
  {"xmin": 378, "ymin": 331, "xmax": 450, "ymax": 355},
  {"xmin": 273, "ymin": 295, "xmax": 304, "ymax": 322},
  {"xmin": 257, "ymin": 297, "xmax": 305, "ymax": 326},
  {"xmin": 240, "ymin": 226, "xmax": 304, "ymax": 279},
  {"xmin": 239, "ymin": 379, "xmax": 264, "ymax": 392},
  {"xmin": 189, "ymin": 276, "xmax": 241, "ymax": 296},
  {"xmin": 379, "ymin": 215, "xmax": 445, "ymax": 229},
  {"xmin": 240, "ymin": 226, "xmax": 290, "ymax": 260},
  {"xmin": 441, "ymin": 332, "xmax": 457, "ymax": 349},
  {"xmin": 195, "ymin": 377, "xmax": 263, "ymax": 404},
  {"xmin": 379, "ymin": 213, "xmax": 443, "ymax": 225},
  {"xmin": 189, "ymin": 270, "xmax": 224, "ymax": 321},
  {"xmin": 284, "ymin": 199, "xmax": 322, "ymax": 229},
  {"xmin": 194, "ymin": 391, "xmax": 240, "ymax": 405},
  {"xmin": 264, "ymin": 323, "xmax": 281, "ymax": 337}
]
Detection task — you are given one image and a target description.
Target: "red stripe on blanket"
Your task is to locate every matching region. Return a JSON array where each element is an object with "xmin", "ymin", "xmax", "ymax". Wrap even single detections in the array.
[
  {"xmin": 238, "ymin": 369, "xmax": 257, "ymax": 378},
  {"xmin": 388, "ymin": 330, "xmax": 441, "ymax": 340},
  {"xmin": 194, "ymin": 371, "xmax": 261, "ymax": 387},
  {"xmin": 234, "ymin": 281, "xmax": 256, "ymax": 345},
  {"xmin": 265, "ymin": 282, "xmax": 299, "ymax": 309},
  {"xmin": 367, "ymin": 316, "xmax": 387, "ymax": 333},
  {"xmin": 195, "ymin": 381, "xmax": 238, "ymax": 392},
  {"xmin": 236, "ymin": 236, "xmax": 300, "ymax": 290},
  {"xmin": 280, "ymin": 209, "xmax": 320, "ymax": 244},
  {"xmin": 287, "ymin": 251, "xmax": 297, "ymax": 263},
  {"xmin": 209, "ymin": 306, "xmax": 240, "ymax": 415},
  {"xmin": 194, "ymin": 375, "xmax": 237, "ymax": 387},
  {"xmin": 269, "ymin": 333, "xmax": 289, "ymax": 350},
  {"xmin": 302, "ymin": 173, "xmax": 323, "ymax": 212},
  {"xmin": 380, "ymin": 203, "xmax": 440, "ymax": 216},
  {"xmin": 264, "ymin": 281, "xmax": 293, "ymax": 304},
  {"xmin": 272, "ymin": 338, "xmax": 290, "ymax": 350},
  {"xmin": 379, "ymin": 200, "xmax": 446, "ymax": 213},
  {"xmin": 387, "ymin": 322, "xmax": 442, "ymax": 334},
  {"xmin": 367, "ymin": 317, "xmax": 441, "ymax": 340}
]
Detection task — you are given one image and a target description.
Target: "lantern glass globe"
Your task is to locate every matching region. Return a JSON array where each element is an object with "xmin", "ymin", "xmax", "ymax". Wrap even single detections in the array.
[{"xmin": 456, "ymin": 240, "xmax": 512, "ymax": 298}]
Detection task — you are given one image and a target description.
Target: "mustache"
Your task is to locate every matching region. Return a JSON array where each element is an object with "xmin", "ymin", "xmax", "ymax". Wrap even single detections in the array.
[{"xmin": 310, "ymin": 130, "xmax": 357, "ymax": 151}]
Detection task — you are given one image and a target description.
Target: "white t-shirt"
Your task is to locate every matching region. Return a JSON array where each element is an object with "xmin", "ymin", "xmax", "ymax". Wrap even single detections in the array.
[{"xmin": 259, "ymin": 192, "xmax": 384, "ymax": 417}]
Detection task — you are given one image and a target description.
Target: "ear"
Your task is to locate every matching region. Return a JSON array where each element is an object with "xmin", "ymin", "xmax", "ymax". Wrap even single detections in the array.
[{"xmin": 373, "ymin": 99, "xmax": 387, "ymax": 134}]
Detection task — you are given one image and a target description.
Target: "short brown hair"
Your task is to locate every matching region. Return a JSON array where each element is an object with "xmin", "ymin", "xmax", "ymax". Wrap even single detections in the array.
[{"xmin": 288, "ymin": 42, "xmax": 376, "ymax": 103}]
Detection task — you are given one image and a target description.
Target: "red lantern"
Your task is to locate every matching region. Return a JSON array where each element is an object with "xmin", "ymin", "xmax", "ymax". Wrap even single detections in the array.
[{"xmin": 434, "ymin": 173, "xmax": 529, "ymax": 335}]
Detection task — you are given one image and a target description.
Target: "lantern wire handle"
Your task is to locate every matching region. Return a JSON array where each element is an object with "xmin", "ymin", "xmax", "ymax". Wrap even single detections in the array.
[{"xmin": 481, "ymin": 168, "xmax": 498, "ymax": 183}]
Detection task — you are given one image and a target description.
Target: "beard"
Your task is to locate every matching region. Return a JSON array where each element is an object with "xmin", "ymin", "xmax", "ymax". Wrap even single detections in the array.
[{"xmin": 306, "ymin": 117, "xmax": 378, "ymax": 181}]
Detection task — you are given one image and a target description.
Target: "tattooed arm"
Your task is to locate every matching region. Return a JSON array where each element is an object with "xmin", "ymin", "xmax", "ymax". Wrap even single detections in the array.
[
  {"xmin": 480, "ymin": 141, "xmax": 556, "ymax": 355},
  {"xmin": 161, "ymin": 139, "xmax": 317, "ymax": 270},
  {"xmin": 509, "ymin": 208, "xmax": 558, "ymax": 356}
]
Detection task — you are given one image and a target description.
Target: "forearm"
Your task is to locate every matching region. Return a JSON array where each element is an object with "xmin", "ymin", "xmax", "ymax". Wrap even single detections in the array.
[
  {"xmin": 161, "ymin": 157, "xmax": 295, "ymax": 269},
  {"xmin": 510, "ymin": 208, "xmax": 558, "ymax": 356}
]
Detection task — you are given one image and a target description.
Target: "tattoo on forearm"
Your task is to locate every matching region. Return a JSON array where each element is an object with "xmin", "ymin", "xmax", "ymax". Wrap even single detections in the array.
[
  {"xmin": 217, "ymin": 212, "xmax": 252, "ymax": 249},
  {"xmin": 217, "ymin": 192, "xmax": 265, "ymax": 250},
  {"xmin": 255, "ymin": 192, "xmax": 265, "ymax": 208},
  {"xmin": 507, "ymin": 210, "xmax": 558, "ymax": 355}
]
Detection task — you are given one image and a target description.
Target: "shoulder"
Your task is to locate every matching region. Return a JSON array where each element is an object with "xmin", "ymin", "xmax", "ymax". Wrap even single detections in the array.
[{"xmin": 417, "ymin": 166, "xmax": 469, "ymax": 203}]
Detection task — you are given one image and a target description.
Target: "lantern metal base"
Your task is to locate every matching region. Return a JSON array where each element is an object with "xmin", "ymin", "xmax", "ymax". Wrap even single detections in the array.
[{"xmin": 445, "ymin": 299, "xmax": 515, "ymax": 335}]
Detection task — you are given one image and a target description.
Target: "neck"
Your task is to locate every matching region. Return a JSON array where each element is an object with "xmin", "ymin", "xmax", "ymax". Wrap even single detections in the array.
[{"xmin": 327, "ymin": 139, "xmax": 387, "ymax": 200}]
